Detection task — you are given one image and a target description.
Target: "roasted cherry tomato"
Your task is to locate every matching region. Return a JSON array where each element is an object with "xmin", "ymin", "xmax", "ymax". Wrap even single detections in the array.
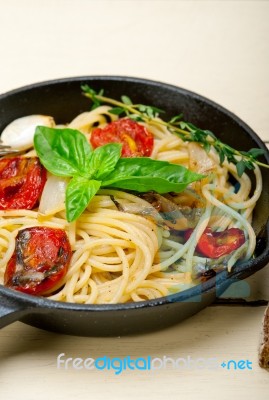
[
  {"xmin": 90, "ymin": 118, "xmax": 154, "ymax": 157},
  {"xmin": 0, "ymin": 157, "xmax": 46, "ymax": 210},
  {"xmin": 185, "ymin": 227, "xmax": 245, "ymax": 259},
  {"xmin": 4, "ymin": 227, "xmax": 72, "ymax": 295}
]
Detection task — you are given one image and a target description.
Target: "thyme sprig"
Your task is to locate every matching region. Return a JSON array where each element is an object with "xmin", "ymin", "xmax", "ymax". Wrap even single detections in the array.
[{"xmin": 81, "ymin": 84, "xmax": 268, "ymax": 177}]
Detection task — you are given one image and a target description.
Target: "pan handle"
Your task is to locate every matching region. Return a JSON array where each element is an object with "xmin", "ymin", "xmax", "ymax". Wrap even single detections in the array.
[{"xmin": 0, "ymin": 292, "xmax": 29, "ymax": 328}]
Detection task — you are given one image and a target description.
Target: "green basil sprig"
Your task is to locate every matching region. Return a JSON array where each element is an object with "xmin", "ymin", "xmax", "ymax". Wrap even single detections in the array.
[{"xmin": 34, "ymin": 126, "xmax": 204, "ymax": 222}]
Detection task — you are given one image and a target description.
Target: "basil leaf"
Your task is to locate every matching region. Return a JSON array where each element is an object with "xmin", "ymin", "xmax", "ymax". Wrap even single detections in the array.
[
  {"xmin": 66, "ymin": 177, "xmax": 101, "ymax": 222},
  {"xmin": 87, "ymin": 143, "xmax": 122, "ymax": 180},
  {"xmin": 34, "ymin": 127, "xmax": 204, "ymax": 221},
  {"xmin": 104, "ymin": 177, "xmax": 196, "ymax": 193},
  {"xmin": 34, "ymin": 126, "xmax": 92, "ymax": 177},
  {"xmin": 102, "ymin": 158, "xmax": 203, "ymax": 193}
]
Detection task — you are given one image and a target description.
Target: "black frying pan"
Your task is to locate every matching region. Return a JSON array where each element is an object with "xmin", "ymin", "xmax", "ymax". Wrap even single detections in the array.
[{"xmin": 0, "ymin": 76, "xmax": 268, "ymax": 336}]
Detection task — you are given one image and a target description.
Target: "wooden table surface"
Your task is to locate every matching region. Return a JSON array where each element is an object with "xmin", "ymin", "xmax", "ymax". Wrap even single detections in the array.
[{"xmin": 0, "ymin": 1, "xmax": 268, "ymax": 399}]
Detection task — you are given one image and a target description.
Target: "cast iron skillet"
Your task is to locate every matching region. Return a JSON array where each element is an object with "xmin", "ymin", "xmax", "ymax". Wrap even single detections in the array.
[{"xmin": 0, "ymin": 76, "xmax": 268, "ymax": 336}]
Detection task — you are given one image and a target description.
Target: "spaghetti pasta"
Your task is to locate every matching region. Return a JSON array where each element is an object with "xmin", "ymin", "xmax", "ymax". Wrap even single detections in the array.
[{"xmin": 0, "ymin": 104, "xmax": 263, "ymax": 304}]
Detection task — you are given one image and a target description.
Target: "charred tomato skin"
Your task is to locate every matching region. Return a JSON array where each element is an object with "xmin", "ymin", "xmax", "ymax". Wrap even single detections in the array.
[
  {"xmin": 185, "ymin": 227, "xmax": 245, "ymax": 259},
  {"xmin": 4, "ymin": 227, "xmax": 72, "ymax": 295},
  {"xmin": 90, "ymin": 118, "xmax": 154, "ymax": 157},
  {"xmin": 0, "ymin": 157, "xmax": 47, "ymax": 210}
]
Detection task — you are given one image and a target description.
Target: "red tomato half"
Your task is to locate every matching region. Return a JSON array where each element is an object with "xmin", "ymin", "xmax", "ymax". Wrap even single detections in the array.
[
  {"xmin": 90, "ymin": 118, "xmax": 154, "ymax": 157},
  {"xmin": 4, "ymin": 227, "xmax": 72, "ymax": 295},
  {"xmin": 185, "ymin": 227, "xmax": 245, "ymax": 259},
  {"xmin": 0, "ymin": 157, "xmax": 46, "ymax": 210}
]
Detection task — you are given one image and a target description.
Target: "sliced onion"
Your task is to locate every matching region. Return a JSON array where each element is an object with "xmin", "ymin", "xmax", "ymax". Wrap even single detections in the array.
[
  {"xmin": 68, "ymin": 106, "xmax": 117, "ymax": 133},
  {"xmin": 188, "ymin": 142, "xmax": 216, "ymax": 174},
  {"xmin": 39, "ymin": 174, "xmax": 69, "ymax": 215}
]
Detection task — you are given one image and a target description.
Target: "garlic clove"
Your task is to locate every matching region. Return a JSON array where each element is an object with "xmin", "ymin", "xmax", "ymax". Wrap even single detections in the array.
[{"xmin": 1, "ymin": 115, "xmax": 55, "ymax": 151}]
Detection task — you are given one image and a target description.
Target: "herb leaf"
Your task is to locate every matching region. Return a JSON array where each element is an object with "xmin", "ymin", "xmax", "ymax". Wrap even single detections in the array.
[
  {"xmin": 235, "ymin": 159, "xmax": 247, "ymax": 177},
  {"xmin": 169, "ymin": 114, "xmax": 183, "ymax": 124},
  {"xmin": 81, "ymin": 84, "xmax": 104, "ymax": 110},
  {"xmin": 87, "ymin": 143, "xmax": 122, "ymax": 180},
  {"xmin": 121, "ymin": 95, "xmax": 132, "ymax": 105},
  {"xmin": 34, "ymin": 126, "xmax": 92, "ymax": 177},
  {"xmin": 34, "ymin": 126, "xmax": 204, "ymax": 222},
  {"xmin": 102, "ymin": 158, "xmax": 204, "ymax": 193},
  {"xmin": 243, "ymin": 148, "xmax": 265, "ymax": 158},
  {"xmin": 66, "ymin": 177, "xmax": 101, "ymax": 222},
  {"xmin": 108, "ymin": 107, "xmax": 125, "ymax": 115}
]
